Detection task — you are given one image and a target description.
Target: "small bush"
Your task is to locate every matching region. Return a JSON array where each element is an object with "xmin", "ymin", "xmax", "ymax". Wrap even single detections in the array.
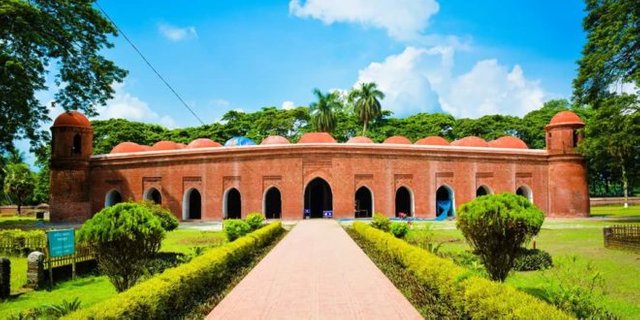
[
  {"xmin": 371, "ymin": 213, "xmax": 390, "ymax": 231},
  {"xmin": 141, "ymin": 201, "xmax": 179, "ymax": 231},
  {"xmin": 0, "ymin": 229, "xmax": 45, "ymax": 255},
  {"xmin": 389, "ymin": 222, "xmax": 409, "ymax": 238},
  {"xmin": 245, "ymin": 213, "xmax": 265, "ymax": 230},
  {"xmin": 457, "ymin": 193, "xmax": 544, "ymax": 281},
  {"xmin": 224, "ymin": 219, "xmax": 252, "ymax": 241},
  {"xmin": 78, "ymin": 202, "xmax": 165, "ymax": 292},
  {"xmin": 513, "ymin": 248, "xmax": 553, "ymax": 271}
]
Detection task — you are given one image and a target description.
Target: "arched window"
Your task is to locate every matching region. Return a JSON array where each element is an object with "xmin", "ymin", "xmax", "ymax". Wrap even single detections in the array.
[
  {"xmin": 395, "ymin": 186, "xmax": 413, "ymax": 217},
  {"xmin": 263, "ymin": 187, "xmax": 281, "ymax": 219},
  {"xmin": 224, "ymin": 188, "xmax": 242, "ymax": 219},
  {"xmin": 355, "ymin": 186, "xmax": 373, "ymax": 218},
  {"xmin": 104, "ymin": 189, "xmax": 122, "ymax": 207},
  {"xmin": 436, "ymin": 185, "xmax": 455, "ymax": 218},
  {"xmin": 143, "ymin": 188, "xmax": 162, "ymax": 205},
  {"xmin": 73, "ymin": 134, "xmax": 82, "ymax": 154},
  {"xmin": 475, "ymin": 185, "xmax": 492, "ymax": 197},
  {"xmin": 183, "ymin": 188, "xmax": 202, "ymax": 220},
  {"xmin": 516, "ymin": 185, "xmax": 533, "ymax": 202}
]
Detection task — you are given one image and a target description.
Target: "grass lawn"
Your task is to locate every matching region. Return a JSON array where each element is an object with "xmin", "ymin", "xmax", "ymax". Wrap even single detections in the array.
[
  {"xmin": 0, "ymin": 216, "xmax": 48, "ymax": 229},
  {"xmin": 406, "ymin": 206, "xmax": 640, "ymax": 319},
  {"xmin": 0, "ymin": 228, "xmax": 226, "ymax": 318},
  {"xmin": 591, "ymin": 205, "xmax": 640, "ymax": 217}
]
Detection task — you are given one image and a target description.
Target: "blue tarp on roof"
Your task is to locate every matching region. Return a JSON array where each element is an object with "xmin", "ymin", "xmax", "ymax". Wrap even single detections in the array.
[{"xmin": 224, "ymin": 136, "xmax": 256, "ymax": 146}]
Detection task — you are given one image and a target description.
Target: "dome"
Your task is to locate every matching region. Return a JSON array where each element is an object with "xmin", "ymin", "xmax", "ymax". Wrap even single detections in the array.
[
  {"xmin": 110, "ymin": 142, "xmax": 145, "ymax": 154},
  {"xmin": 176, "ymin": 143, "xmax": 187, "ymax": 149},
  {"xmin": 415, "ymin": 136, "xmax": 449, "ymax": 146},
  {"xmin": 260, "ymin": 135, "xmax": 290, "ymax": 145},
  {"xmin": 451, "ymin": 136, "xmax": 489, "ymax": 147},
  {"xmin": 346, "ymin": 136, "xmax": 374, "ymax": 144},
  {"xmin": 383, "ymin": 136, "xmax": 412, "ymax": 144},
  {"xmin": 224, "ymin": 136, "xmax": 256, "ymax": 147},
  {"xmin": 488, "ymin": 136, "xmax": 528, "ymax": 149},
  {"xmin": 52, "ymin": 111, "xmax": 91, "ymax": 128},
  {"xmin": 549, "ymin": 111, "xmax": 584, "ymax": 125},
  {"xmin": 298, "ymin": 132, "xmax": 336, "ymax": 143},
  {"xmin": 187, "ymin": 138, "xmax": 222, "ymax": 148},
  {"xmin": 152, "ymin": 141, "xmax": 181, "ymax": 151}
]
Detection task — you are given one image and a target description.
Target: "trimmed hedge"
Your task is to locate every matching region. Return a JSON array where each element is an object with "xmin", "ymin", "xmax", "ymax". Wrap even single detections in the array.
[
  {"xmin": 64, "ymin": 222, "xmax": 283, "ymax": 320},
  {"xmin": 353, "ymin": 222, "xmax": 570, "ymax": 320}
]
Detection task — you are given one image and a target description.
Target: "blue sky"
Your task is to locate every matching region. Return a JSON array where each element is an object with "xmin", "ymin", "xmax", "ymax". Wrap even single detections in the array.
[{"xmin": 22, "ymin": 0, "xmax": 587, "ymax": 161}]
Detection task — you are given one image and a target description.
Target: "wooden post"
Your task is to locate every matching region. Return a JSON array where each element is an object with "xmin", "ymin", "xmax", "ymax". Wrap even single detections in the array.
[{"xmin": 72, "ymin": 252, "xmax": 76, "ymax": 280}]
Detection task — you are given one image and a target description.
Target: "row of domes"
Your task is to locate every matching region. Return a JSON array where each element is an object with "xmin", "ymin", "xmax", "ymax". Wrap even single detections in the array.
[{"xmin": 110, "ymin": 133, "xmax": 529, "ymax": 154}]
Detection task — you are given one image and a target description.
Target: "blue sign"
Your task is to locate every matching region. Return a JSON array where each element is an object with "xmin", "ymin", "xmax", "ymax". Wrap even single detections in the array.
[
  {"xmin": 323, "ymin": 210, "xmax": 333, "ymax": 218},
  {"xmin": 48, "ymin": 229, "xmax": 75, "ymax": 257}
]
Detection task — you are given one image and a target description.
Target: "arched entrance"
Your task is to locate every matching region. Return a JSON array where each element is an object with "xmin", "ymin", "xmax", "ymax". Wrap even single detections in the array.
[
  {"xmin": 476, "ymin": 185, "xmax": 491, "ymax": 197},
  {"xmin": 224, "ymin": 188, "xmax": 242, "ymax": 219},
  {"xmin": 395, "ymin": 186, "xmax": 412, "ymax": 217},
  {"xmin": 436, "ymin": 185, "xmax": 455, "ymax": 218},
  {"xmin": 104, "ymin": 190, "xmax": 122, "ymax": 207},
  {"xmin": 182, "ymin": 188, "xmax": 202, "ymax": 220},
  {"xmin": 516, "ymin": 185, "xmax": 533, "ymax": 202},
  {"xmin": 264, "ymin": 187, "xmax": 281, "ymax": 219},
  {"xmin": 304, "ymin": 178, "xmax": 333, "ymax": 218},
  {"xmin": 144, "ymin": 187, "xmax": 162, "ymax": 204},
  {"xmin": 355, "ymin": 186, "xmax": 373, "ymax": 218}
]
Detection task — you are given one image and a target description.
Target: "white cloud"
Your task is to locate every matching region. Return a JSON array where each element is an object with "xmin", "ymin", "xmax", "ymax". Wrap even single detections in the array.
[
  {"xmin": 281, "ymin": 100, "xmax": 295, "ymax": 110},
  {"xmin": 158, "ymin": 23, "xmax": 198, "ymax": 41},
  {"xmin": 355, "ymin": 47, "xmax": 545, "ymax": 118},
  {"xmin": 95, "ymin": 83, "xmax": 177, "ymax": 128},
  {"xmin": 289, "ymin": 0, "xmax": 439, "ymax": 41}
]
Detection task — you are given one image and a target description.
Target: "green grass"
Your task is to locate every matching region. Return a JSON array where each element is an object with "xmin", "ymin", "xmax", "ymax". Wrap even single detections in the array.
[
  {"xmin": 407, "ymin": 215, "xmax": 640, "ymax": 319},
  {"xmin": 8, "ymin": 256, "xmax": 27, "ymax": 294},
  {"xmin": 160, "ymin": 229, "xmax": 226, "ymax": 254},
  {"xmin": 591, "ymin": 205, "xmax": 640, "ymax": 217}
]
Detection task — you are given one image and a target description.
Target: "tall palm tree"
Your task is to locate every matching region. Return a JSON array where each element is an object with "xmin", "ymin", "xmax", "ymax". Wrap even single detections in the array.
[
  {"xmin": 309, "ymin": 88, "xmax": 340, "ymax": 132},
  {"xmin": 348, "ymin": 82, "xmax": 385, "ymax": 136}
]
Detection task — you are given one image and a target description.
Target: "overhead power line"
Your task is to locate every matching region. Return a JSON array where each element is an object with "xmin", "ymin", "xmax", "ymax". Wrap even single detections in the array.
[{"xmin": 95, "ymin": 1, "xmax": 206, "ymax": 126}]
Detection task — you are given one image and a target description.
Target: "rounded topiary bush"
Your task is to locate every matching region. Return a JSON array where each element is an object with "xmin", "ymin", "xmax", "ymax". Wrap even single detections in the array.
[
  {"xmin": 140, "ymin": 200, "xmax": 179, "ymax": 231},
  {"xmin": 245, "ymin": 213, "xmax": 265, "ymax": 230},
  {"xmin": 513, "ymin": 248, "xmax": 553, "ymax": 271},
  {"xmin": 224, "ymin": 219, "xmax": 252, "ymax": 241},
  {"xmin": 371, "ymin": 213, "xmax": 391, "ymax": 232},
  {"xmin": 457, "ymin": 192, "xmax": 544, "ymax": 282},
  {"xmin": 389, "ymin": 222, "xmax": 409, "ymax": 238},
  {"xmin": 78, "ymin": 202, "xmax": 166, "ymax": 292}
]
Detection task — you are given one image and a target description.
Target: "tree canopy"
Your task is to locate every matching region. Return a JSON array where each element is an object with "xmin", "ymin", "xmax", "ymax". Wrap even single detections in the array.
[{"xmin": 0, "ymin": 0, "xmax": 127, "ymax": 153}]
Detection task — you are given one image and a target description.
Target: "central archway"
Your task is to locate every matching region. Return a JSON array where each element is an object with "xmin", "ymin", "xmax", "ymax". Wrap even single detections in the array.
[
  {"xmin": 182, "ymin": 188, "xmax": 201, "ymax": 220},
  {"xmin": 436, "ymin": 185, "xmax": 455, "ymax": 218},
  {"xmin": 264, "ymin": 187, "xmax": 282, "ymax": 219},
  {"xmin": 355, "ymin": 186, "xmax": 373, "ymax": 218},
  {"xmin": 304, "ymin": 177, "xmax": 333, "ymax": 218},
  {"xmin": 224, "ymin": 188, "xmax": 242, "ymax": 219},
  {"xmin": 395, "ymin": 186, "xmax": 413, "ymax": 217}
]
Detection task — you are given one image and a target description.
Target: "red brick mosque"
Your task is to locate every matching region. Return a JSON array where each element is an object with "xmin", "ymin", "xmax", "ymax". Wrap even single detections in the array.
[{"xmin": 49, "ymin": 110, "xmax": 589, "ymax": 222}]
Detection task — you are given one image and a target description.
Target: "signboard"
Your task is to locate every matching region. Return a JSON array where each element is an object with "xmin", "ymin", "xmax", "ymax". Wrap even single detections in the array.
[
  {"xmin": 323, "ymin": 210, "xmax": 333, "ymax": 218},
  {"xmin": 47, "ymin": 229, "xmax": 75, "ymax": 257}
]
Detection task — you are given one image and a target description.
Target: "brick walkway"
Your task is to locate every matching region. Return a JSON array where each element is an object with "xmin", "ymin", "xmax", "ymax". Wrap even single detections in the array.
[{"xmin": 207, "ymin": 219, "xmax": 421, "ymax": 319}]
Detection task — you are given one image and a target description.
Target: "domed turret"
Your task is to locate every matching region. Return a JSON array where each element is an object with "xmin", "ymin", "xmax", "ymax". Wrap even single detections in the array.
[
  {"xmin": 545, "ymin": 111, "xmax": 584, "ymax": 153},
  {"xmin": 52, "ymin": 111, "xmax": 91, "ymax": 128}
]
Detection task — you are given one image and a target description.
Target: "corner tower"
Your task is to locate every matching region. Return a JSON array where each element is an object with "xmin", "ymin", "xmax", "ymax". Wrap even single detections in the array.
[
  {"xmin": 545, "ymin": 111, "xmax": 589, "ymax": 216},
  {"xmin": 50, "ymin": 111, "xmax": 93, "ymax": 222}
]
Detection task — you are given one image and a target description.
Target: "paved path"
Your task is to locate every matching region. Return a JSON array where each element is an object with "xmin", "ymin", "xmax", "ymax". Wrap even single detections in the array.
[{"xmin": 207, "ymin": 220, "xmax": 421, "ymax": 320}]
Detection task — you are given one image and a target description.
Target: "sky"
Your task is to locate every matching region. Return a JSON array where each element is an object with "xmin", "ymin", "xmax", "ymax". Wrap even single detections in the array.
[{"xmin": 21, "ymin": 0, "xmax": 588, "ymax": 162}]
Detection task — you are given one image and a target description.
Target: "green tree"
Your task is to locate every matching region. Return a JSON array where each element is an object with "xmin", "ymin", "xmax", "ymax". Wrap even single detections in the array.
[
  {"xmin": 453, "ymin": 114, "xmax": 523, "ymax": 141},
  {"xmin": 3, "ymin": 163, "xmax": 35, "ymax": 215},
  {"xmin": 573, "ymin": 0, "xmax": 640, "ymax": 105},
  {"xmin": 348, "ymin": 82, "xmax": 385, "ymax": 136},
  {"xmin": 457, "ymin": 193, "xmax": 545, "ymax": 282},
  {"xmin": 309, "ymin": 88, "xmax": 341, "ymax": 133},
  {"xmin": 0, "ymin": 0, "xmax": 127, "ymax": 153},
  {"xmin": 92, "ymin": 119, "xmax": 168, "ymax": 154},
  {"xmin": 78, "ymin": 202, "xmax": 165, "ymax": 292},
  {"xmin": 579, "ymin": 94, "xmax": 640, "ymax": 207}
]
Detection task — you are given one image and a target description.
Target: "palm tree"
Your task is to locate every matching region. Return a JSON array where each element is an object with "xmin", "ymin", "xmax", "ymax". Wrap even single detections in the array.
[
  {"xmin": 309, "ymin": 88, "xmax": 340, "ymax": 132},
  {"xmin": 348, "ymin": 82, "xmax": 385, "ymax": 136}
]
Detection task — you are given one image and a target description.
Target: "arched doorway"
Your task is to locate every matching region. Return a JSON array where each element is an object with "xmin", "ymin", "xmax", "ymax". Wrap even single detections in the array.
[
  {"xmin": 304, "ymin": 178, "xmax": 333, "ymax": 218},
  {"xmin": 224, "ymin": 188, "xmax": 242, "ymax": 219},
  {"xmin": 144, "ymin": 187, "xmax": 162, "ymax": 204},
  {"xmin": 264, "ymin": 187, "xmax": 281, "ymax": 219},
  {"xmin": 516, "ymin": 185, "xmax": 533, "ymax": 202},
  {"xmin": 395, "ymin": 187, "xmax": 412, "ymax": 217},
  {"xmin": 436, "ymin": 185, "xmax": 455, "ymax": 218},
  {"xmin": 355, "ymin": 186, "xmax": 373, "ymax": 218},
  {"xmin": 104, "ymin": 190, "xmax": 122, "ymax": 207},
  {"xmin": 476, "ymin": 185, "xmax": 491, "ymax": 197},
  {"xmin": 183, "ymin": 188, "xmax": 202, "ymax": 220}
]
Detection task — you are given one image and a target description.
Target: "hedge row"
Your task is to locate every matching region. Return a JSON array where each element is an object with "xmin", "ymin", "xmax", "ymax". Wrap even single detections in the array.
[
  {"xmin": 352, "ymin": 222, "xmax": 570, "ymax": 320},
  {"xmin": 64, "ymin": 222, "xmax": 283, "ymax": 320}
]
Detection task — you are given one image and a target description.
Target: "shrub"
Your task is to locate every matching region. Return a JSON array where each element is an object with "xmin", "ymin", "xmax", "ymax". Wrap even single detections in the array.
[
  {"xmin": 78, "ymin": 203, "xmax": 165, "ymax": 292},
  {"xmin": 64, "ymin": 222, "xmax": 283, "ymax": 320},
  {"xmin": 141, "ymin": 201, "xmax": 179, "ymax": 231},
  {"xmin": 389, "ymin": 222, "xmax": 409, "ymax": 238},
  {"xmin": 0, "ymin": 229, "xmax": 45, "ymax": 255},
  {"xmin": 371, "ymin": 213, "xmax": 390, "ymax": 231},
  {"xmin": 245, "ymin": 213, "xmax": 265, "ymax": 230},
  {"xmin": 352, "ymin": 222, "xmax": 570, "ymax": 319},
  {"xmin": 513, "ymin": 248, "xmax": 553, "ymax": 271},
  {"xmin": 457, "ymin": 193, "xmax": 544, "ymax": 281},
  {"xmin": 224, "ymin": 219, "xmax": 252, "ymax": 241}
]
